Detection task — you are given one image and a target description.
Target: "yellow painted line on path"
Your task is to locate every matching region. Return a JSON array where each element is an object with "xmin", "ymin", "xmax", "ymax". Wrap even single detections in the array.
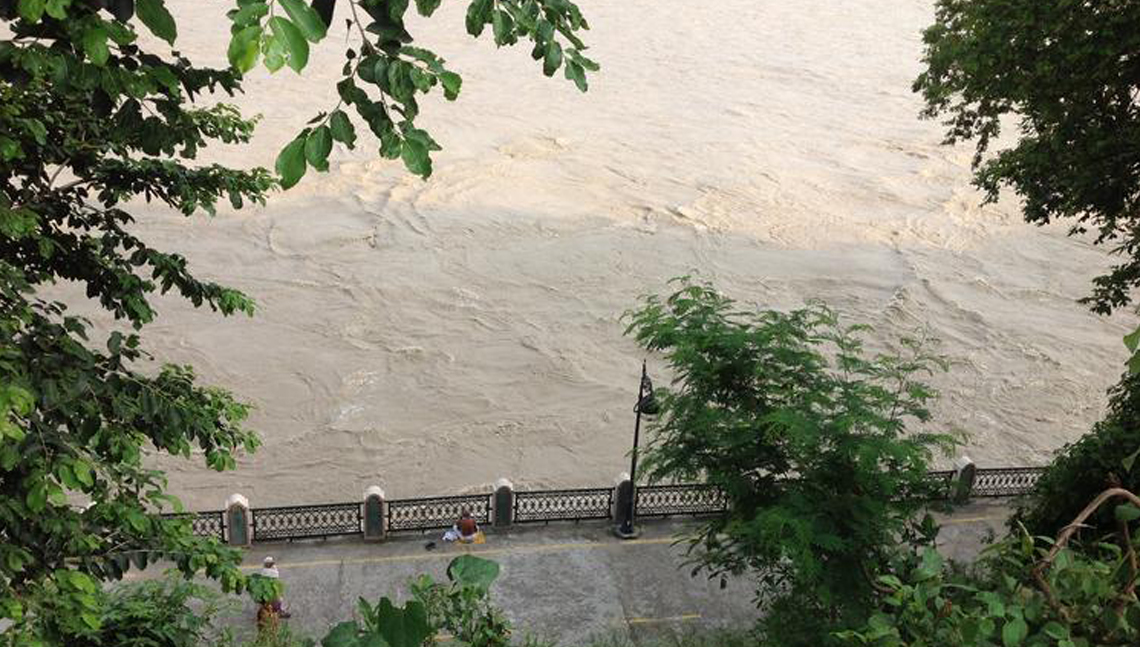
[
  {"xmin": 243, "ymin": 536, "xmax": 678, "ymax": 572},
  {"xmin": 626, "ymin": 613, "xmax": 701, "ymax": 625},
  {"xmin": 942, "ymin": 515, "xmax": 1003, "ymax": 525}
]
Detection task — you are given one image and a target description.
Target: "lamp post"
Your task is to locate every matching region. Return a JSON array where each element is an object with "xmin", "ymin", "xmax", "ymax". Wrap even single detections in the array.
[{"xmin": 617, "ymin": 360, "xmax": 656, "ymax": 538}]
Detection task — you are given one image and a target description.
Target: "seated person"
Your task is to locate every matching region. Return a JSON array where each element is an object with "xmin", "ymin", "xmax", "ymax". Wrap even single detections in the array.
[
  {"xmin": 457, "ymin": 509, "xmax": 479, "ymax": 543},
  {"xmin": 443, "ymin": 508, "xmax": 481, "ymax": 543}
]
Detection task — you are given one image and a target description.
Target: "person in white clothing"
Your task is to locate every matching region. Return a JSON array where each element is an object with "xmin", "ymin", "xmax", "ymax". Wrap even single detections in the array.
[
  {"xmin": 260, "ymin": 556, "xmax": 280, "ymax": 579},
  {"xmin": 257, "ymin": 556, "xmax": 290, "ymax": 620}
]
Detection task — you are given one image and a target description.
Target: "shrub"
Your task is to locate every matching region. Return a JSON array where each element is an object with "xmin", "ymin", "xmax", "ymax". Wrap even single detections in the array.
[
  {"xmin": 59, "ymin": 575, "xmax": 236, "ymax": 647},
  {"xmin": 842, "ymin": 505, "xmax": 1140, "ymax": 646},
  {"xmin": 409, "ymin": 555, "xmax": 511, "ymax": 647},
  {"xmin": 1012, "ymin": 372, "xmax": 1140, "ymax": 539}
]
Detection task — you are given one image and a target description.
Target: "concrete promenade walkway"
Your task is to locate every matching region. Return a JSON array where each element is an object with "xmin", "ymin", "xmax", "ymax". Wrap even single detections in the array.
[{"xmin": 183, "ymin": 500, "xmax": 1013, "ymax": 645}]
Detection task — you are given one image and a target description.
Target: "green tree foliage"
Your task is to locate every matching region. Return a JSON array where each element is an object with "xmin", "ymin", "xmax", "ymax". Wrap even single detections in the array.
[
  {"xmin": 1, "ymin": 0, "xmax": 268, "ymax": 641},
  {"xmin": 1, "ymin": 0, "xmax": 596, "ymax": 643},
  {"xmin": 223, "ymin": 0, "xmax": 598, "ymax": 185},
  {"xmin": 623, "ymin": 279, "xmax": 960, "ymax": 645},
  {"xmin": 914, "ymin": 0, "xmax": 1140, "ymax": 372},
  {"xmin": 59, "ymin": 575, "xmax": 238, "ymax": 647},
  {"xmin": 842, "ymin": 515, "xmax": 1140, "ymax": 646},
  {"xmin": 915, "ymin": 0, "xmax": 1140, "ymax": 316},
  {"xmin": 1012, "ymin": 372, "xmax": 1140, "ymax": 539}
]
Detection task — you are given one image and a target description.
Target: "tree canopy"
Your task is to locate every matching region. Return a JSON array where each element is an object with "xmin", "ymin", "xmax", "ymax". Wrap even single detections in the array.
[
  {"xmin": 0, "ymin": 0, "xmax": 596, "ymax": 642},
  {"xmin": 915, "ymin": 0, "xmax": 1140, "ymax": 317},
  {"xmin": 624, "ymin": 279, "xmax": 960, "ymax": 645}
]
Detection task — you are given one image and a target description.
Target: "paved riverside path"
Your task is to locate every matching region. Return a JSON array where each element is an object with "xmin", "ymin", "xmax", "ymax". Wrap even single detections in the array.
[{"xmin": 167, "ymin": 500, "xmax": 1013, "ymax": 645}]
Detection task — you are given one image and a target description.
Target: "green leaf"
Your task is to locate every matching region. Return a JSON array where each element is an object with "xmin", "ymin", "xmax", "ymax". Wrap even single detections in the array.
[
  {"xmin": 275, "ymin": 136, "xmax": 308, "ymax": 189},
  {"xmin": 136, "ymin": 0, "xmax": 177, "ymax": 44},
  {"xmin": 269, "ymin": 17, "xmax": 309, "ymax": 72},
  {"xmin": 439, "ymin": 71, "xmax": 462, "ymax": 100},
  {"xmin": 386, "ymin": 0, "xmax": 410, "ymax": 22},
  {"xmin": 1129, "ymin": 351, "xmax": 1140, "ymax": 376},
  {"xmin": 1042, "ymin": 621, "xmax": 1068, "ymax": 640},
  {"xmin": 386, "ymin": 61, "xmax": 414, "ymax": 101},
  {"xmin": 1115, "ymin": 503, "xmax": 1140, "ymax": 523},
  {"xmin": 229, "ymin": 1, "xmax": 268, "ymax": 28},
  {"xmin": 305, "ymin": 126, "xmax": 333, "ymax": 172},
  {"xmin": 73, "ymin": 460, "xmax": 94, "ymax": 487},
  {"xmin": 1001, "ymin": 617, "xmax": 1027, "ymax": 647},
  {"xmin": 1126, "ymin": 327, "xmax": 1140, "ymax": 352},
  {"xmin": 464, "ymin": 0, "xmax": 491, "ymax": 37},
  {"xmin": 378, "ymin": 598, "xmax": 431, "ymax": 647},
  {"xmin": 329, "ymin": 110, "xmax": 356, "ymax": 148},
  {"xmin": 228, "ymin": 25, "xmax": 262, "ymax": 73},
  {"xmin": 415, "ymin": 0, "xmax": 441, "ymax": 16},
  {"xmin": 446, "ymin": 555, "xmax": 500, "ymax": 591},
  {"xmin": 409, "ymin": 67, "xmax": 433, "ymax": 92},
  {"xmin": 44, "ymin": 0, "xmax": 69, "ymax": 20},
  {"xmin": 564, "ymin": 60, "xmax": 587, "ymax": 91},
  {"xmin": 279, "ymin": 0, "xmax": 327, "ymax": 42},
  {"xmin": 26, "ymin": 482, "xmax": 47, "ymax": 513},
  {"xmin": 82, "ymin": 26, "xmax": 111, "ymax": 66},
  {"xmin": 1124, "ymin": 446, "xmax": 1140, "ymax": 473},
  {"xmin": 542, "ymin": 40, "xmax": 562, "ymax": 77},
  {"xmin": 913, "ymin": 547, "xmax": 943, "ymax": 581},
  {"xmin": 322, "ymin": 621, "xmax": 361, "ymax": 647},
  {"xmin": 46, "ymin": 482, "xmax": 66, "ymax": 507},
  {"xmin": 378, "ymin": 128, "xmax": 402, "ymax": 159},
  {"xmin": 400, "ymin": 138, "xmax": 430, "ymax": 178},
  {"xmin": 263, "ymin": 33, "xmax": 287, "ymax": 73},
  {"xmin": 491, "ymin": 10, "xmax": 513, "ymax": 46},
  {"xmin": 569, "ymin": 49, "xmax": 600, "ymax": 72},
  {"xmin": 17, "ymin": 0, "xmax": 45, "ymax": 22},
  {"xmin": 56, "ymin": 464, "xmax": 78, "ymax": 489}
]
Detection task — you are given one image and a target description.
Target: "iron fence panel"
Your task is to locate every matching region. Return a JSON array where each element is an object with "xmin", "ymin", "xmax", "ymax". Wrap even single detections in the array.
[
  {"xmin": 972, "ymin": 467, "xmax": 1045, "ymax": 497},
  {"xmin": 514, "ymin": 487, "xmax": 613, "ymax": 523},
  {"xmin": 636, "ymin": 484, "xmax": 727, "ymax": 517},
  {"xmin": 924, "ymin": 469, "xmax": 956, "ymax": 500},
  {"xmin": 251, "ymin": 502, "xmax": 361, "ymax": 541},
  {"xmin": 387, "ymin": 494, "xmax": 491, "ymax": 532},
  {"xmin": 162, "ymin": 511, "xmax": 226, "ymax": 541}
]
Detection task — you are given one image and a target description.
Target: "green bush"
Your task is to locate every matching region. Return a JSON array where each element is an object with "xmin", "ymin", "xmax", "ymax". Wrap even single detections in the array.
[
  {"xmin": 58, "ymin": 575, "xmax": 235, "ymax": 647},
  {"xmin": 840, "ymin": 522, "xmax": 1140, "ymax": 646},
  {"xmin": 409, "ymin": 555, "xmax": 511, "ymax": 647},
  {"xmin": 623, "ymin": 278, "xmax": 961, "ymax": 646},
  {"xmin": 1012, "ymin": 372, "xmax": 1140, "ymax": 539}
]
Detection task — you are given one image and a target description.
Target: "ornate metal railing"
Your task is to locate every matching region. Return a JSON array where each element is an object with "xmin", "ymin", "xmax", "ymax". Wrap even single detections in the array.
[
  {"xmin": 924, "ymin": 469, "xmax": 956, "ymax": 500},
  {"xmin": 972, "ymin": 467, "xmax": 1046, "ymax": 498},
  {"xmin": 387, "ymin": 494, "xmax": 492, "ymax": 532},
  {"xmin": 636, "ymin": 483, "xmax": 728, "ymax": 517},
  {"xmin": 160, "ymin": 465, "xmax": 1046, "ymax": 543},
  {"xmin": 162, "ymin": 510, "xmax": 226, "ymax": 541},
  {"xmin": 514, "ymin": 487, "xmax": 613, "ymax": 523},
  {"xmin": 251, "ymin": 502, "xmax": 361, "ymax": 541}
]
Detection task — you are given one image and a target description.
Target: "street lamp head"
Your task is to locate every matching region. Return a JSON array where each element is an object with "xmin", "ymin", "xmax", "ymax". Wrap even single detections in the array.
[
  {"xmin": 636, "ymin": 391, "xmax": 659, "ymax": 415},
  {"xmin": 636, "ymin": 370, "xmax": 659, "ymax": 415}
]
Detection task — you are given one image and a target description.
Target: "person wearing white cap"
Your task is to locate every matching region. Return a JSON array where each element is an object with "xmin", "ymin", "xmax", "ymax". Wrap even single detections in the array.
[
  {"xmin": 256, "ymin": 556, "xmax": 290, "ymax": 620},
  {"xmin": 260, "ymin": 556, "xmax": 280, "ymax": 579}
]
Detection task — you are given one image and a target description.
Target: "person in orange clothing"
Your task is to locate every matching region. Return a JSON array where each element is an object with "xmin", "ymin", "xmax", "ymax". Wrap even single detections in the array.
[{"xmin": 456, "ymin": 509, "xmax": 479, "ymax": 543}]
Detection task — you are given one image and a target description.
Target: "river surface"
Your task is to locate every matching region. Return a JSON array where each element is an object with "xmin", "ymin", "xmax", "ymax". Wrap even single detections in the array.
[{"xmin": 86, "ymin": 0, "xmax": 1133, "ymax": 508}]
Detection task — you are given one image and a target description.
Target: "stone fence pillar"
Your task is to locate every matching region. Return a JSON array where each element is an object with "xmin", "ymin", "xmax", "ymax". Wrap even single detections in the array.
[
  {"xmin": 953, "ymin": 455, "xmax": 977, "ymax": 503},
  {"xmin": 493, "ymin": 479, "xmax": 514, "ymax": 528},
  {"xmin": 363, "ymin": 486, "xmax": 386, "ymax": 541},
  {"xmin": 225, "ymin": 493, "xmax": 251, "ymax": 547}
]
